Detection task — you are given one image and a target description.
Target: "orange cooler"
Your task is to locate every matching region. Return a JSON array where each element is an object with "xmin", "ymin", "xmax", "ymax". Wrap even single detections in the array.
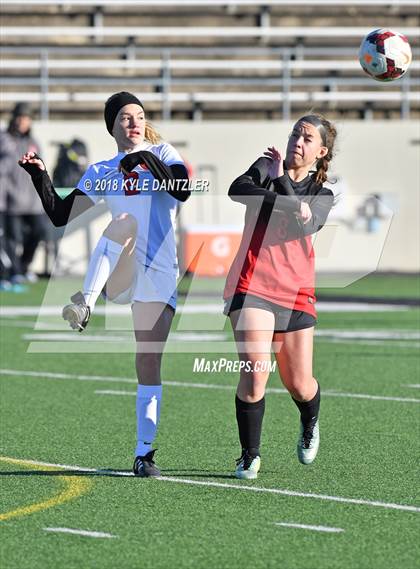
[{"xmin": 181, "ymin": 225, "xmax": 243, "ymax": 276}]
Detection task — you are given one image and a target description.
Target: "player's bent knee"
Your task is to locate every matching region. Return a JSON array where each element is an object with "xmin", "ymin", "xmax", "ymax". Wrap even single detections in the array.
[
  {"xmin": 238, "ymin": 384, "xmax": 266, "ymax": 402},
  {"xmin": 249, "ymin": 386, "xmax": 266, "ymax": 401},
  {"xmin": 103, "ymin": 213, "xmax": 137, "ymax": 244},
  {"xmin": 285, "ymin": 376, "xmax": 314, "ymax": 400},
  {"xmin": 239, "ymin": 374, "xmax": 269, "ymax": 400},
  {"xmin": 252, "ymin": 371, "xmax": 270, "ymax": 386}
]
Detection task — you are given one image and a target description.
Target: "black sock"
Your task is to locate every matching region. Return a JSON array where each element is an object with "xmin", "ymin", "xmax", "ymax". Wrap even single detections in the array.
[
  {"xmin": 235, "ymin": 395, "xmax": 265, "ymax": 457},
  {"xmin": 292, "ymin": 381, "xmax": 321, "ymax": 427}
]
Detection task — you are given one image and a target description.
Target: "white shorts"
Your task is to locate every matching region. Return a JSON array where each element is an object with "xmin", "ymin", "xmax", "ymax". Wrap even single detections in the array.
[{"xmin": 106, "ymin": 264, "xmax": 177, "ymax": 310}]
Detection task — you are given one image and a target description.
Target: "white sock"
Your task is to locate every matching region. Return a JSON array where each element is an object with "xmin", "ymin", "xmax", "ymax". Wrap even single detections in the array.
[
  {"xmin": 135, "ymin": 384, "xmax": 162, "ymax": 457},
  {"xmin": 82, "ymin": 236, "xmax": 124, "ymax": 310}
]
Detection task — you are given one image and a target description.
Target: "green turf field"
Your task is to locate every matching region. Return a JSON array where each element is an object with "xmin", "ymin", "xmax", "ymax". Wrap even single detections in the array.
[
  {"xmin": 1, "ymin": 276, "xmax": 419, "ymax": 569},
  {"xmin": 176, "ymin": 273, "xmax": 420, "ymax": 300}
]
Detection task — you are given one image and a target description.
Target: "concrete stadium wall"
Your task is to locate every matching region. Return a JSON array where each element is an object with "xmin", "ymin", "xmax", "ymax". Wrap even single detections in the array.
[{"xmin": 29, "ymin": 120, "xmax": 420, "ymax": 274}]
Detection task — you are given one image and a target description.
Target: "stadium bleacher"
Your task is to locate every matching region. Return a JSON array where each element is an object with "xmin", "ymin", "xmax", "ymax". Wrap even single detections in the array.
[{"xmin": 1, "ymin": 0, "xmax": 419, "ymax": 120}]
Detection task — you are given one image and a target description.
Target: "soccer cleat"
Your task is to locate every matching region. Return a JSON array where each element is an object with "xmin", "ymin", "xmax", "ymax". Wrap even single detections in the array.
[
  {"xmin": 62, "ymin": 291, "xmax": 91, "ymax": 332},
  {"xmin": 297, "ymin": 418, "xmax": 320, "ymax": 465},
  {"xmin": 235, "ymin": 450, "xmax": 261, "ymax": 480},
  {"xmin": 133, "ymin": 449, "xmax": 161, "ymax": 478}
]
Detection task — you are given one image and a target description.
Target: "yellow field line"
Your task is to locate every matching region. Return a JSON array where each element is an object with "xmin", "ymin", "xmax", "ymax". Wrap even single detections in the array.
[{"xmin": 0, "ymin": 456, "xmax": 92, "ymax": 522}]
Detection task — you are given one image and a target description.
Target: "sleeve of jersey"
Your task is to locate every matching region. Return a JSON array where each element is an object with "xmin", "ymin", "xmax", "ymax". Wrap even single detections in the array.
[
  {"xmin": 269, "ymin": 185, "xmax": 334, "ymax": 239},
  {"xmin": 158, "ymin": 142, "xmax": 185, "ymax": 167},
  {"xmin": 21, "ymin": 166, "xmax": 95, "ymax": 227},
  {"xmin": 120, "ymin": 148, "xmax": 190, "ymax": 202},
  {"xmin": 300, "ymin": 188, "xmax": 334, "ymax": 236},
  {"xmin": 76, "ymin": 165, "xmax": 105, "ymax": 205},
  {"xmin": 228, "ymin": 157, "xmax": 300, "ymax": 214}
]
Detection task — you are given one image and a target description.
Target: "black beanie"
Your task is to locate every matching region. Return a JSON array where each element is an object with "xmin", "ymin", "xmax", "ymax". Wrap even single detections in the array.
[
  {"xmin": 104, "ymin": 92, "xmax": 144, "ymax": 135},
  {"xmin": 12, "ymin": 102, "xmax": 33, "ymax": 118}
]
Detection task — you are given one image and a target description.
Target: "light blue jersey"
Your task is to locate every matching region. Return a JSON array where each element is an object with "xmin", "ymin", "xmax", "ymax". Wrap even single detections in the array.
[{"xmin": 77, "ymin": 141, "xmax": 184, "ymax": 276}]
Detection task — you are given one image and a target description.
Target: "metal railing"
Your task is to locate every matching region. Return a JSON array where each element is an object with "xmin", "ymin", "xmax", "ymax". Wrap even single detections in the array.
[
  {"xmin": 2, "ymin": 25, "xmax": 419, "ymax": 39},
  {"xmin": 1, "ymin": 46, "xmax": 418, "ymax": 119},
  {"xmin": 2, "ymin": 0, "xmax": 419, "ymax": 7}
]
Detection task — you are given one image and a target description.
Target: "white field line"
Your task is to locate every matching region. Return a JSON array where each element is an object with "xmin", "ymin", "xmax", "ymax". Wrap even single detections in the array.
[
  {"xmin": 1, "ymin": 311, "xmax": 418, "ymax": 344},
  {"xmin": 317, "ymin": 330, "xmax": 420, "ymax": 340},
  {"xmin": 21, "ymin": 337, "xmax": 420, "ymax": 350},
  {"xmin": 316, "ymin": 338, "xmax": 420, "ymax": 348},
  {"xmin": 23, "ymin": 333, "xmax": 131, "ymax": 342},
  {"xmin": 17, "ymin": 329, "xmax": 420, "ymax": 348},
  {"xmin": 95, "ymin": 390, "xmax": 138, "ymax": 396},
  {"xmin": 320, "ymin": 391, "xmax": 420, "ymax": 403},
  {"xmin": 22, "ymin": 332, "xmax": 228, "ymax": 342},
  {"xmin": 176, "ymin": 301, "xmax": 406, "ymax": 314},
  {"xmin": 0, "ymin": 316, "xmax": 420, "ymax": 341},
  {"xmin": 0, "ymin": 368, "xmax": 137, "ymax": 384},
  {"xmin": 0, "ymin": 301, "xmax": 410, "ymax": 317},
  {"xmin": 3, "ymin": 456, "xmax": 419, "ymax": 514},
  {"xmin": 403, "ymin": 384, "xmax": 420, "ymax": 389},
  {"xmin": 2, "ymin": 313, "xmax": 416, "ymax": 341},
  {"xmin": 21, "ymin": 330, "xmax": 420, "ymax": 341},
  {"xmin": 0, "ymin": 319, "xmax": 104, "ymax": 332},
  {"xmin": 94, "ymin": 388, "xmax": 420, "ymax": 404},
  {"xmin": 274, "ymin": 522, "xmax": 344, "ymax": 533},
  {"xmin": 0, "ymin": 319, "xmax": 60, "ymax": 330},
  {"xmin": 43, "ymin": 527, "xmax": 117, "ymax": 539},
  {"xmin": 1, "ymin": 369, "xmax": 419, "ymax": 404}
]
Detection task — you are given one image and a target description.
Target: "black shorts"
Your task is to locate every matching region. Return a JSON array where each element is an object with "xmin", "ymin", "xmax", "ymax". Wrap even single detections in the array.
[{"xmin": 224, "ymin": 293, "xmax": 316, "ymax": 333}]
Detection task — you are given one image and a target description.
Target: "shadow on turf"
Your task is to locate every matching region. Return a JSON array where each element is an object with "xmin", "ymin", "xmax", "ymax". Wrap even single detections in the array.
[
  {"xmin": 161, "ymin": 470, "xmax": 237, "ymax": 479},
  {"xmin": 0, "ymin": 469, "xmax": 126, "ymax": 478},
  {"xmin": 0, "ymin": 469, "xmax": 238, "ymax": 479}
]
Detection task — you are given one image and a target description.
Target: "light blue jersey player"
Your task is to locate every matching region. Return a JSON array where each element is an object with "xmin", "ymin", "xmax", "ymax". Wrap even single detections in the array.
[
  {"xmin": 19, "ymin": 92, "xmax": 190, "ymax": 477},
  {"xmin": 78, "ymin": 140, "xmax": 183, "ymax": 281}
]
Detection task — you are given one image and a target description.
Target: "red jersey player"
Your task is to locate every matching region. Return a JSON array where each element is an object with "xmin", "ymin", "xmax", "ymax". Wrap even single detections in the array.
[{"xmin": 223, "ymin": 114, "xmax": 337, "ymax": 479}]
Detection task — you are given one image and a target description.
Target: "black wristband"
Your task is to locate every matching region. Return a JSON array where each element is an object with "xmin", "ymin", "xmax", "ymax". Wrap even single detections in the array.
[
  {"xmin": 18, "ymin": 153, "xmax": 47, "ymax": 179},
  {"xmin": 119, "ymin": 151, "xmax": 143, "ymax": 173}
]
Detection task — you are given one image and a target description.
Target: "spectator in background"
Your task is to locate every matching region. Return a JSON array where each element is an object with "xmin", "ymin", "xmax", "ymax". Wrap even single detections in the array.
[
  {"xmin": 0, "ymin": 131, "xmax": 16, "ymax": 289},
  {"xmin": 1, "ymin": 102, "xmax": 47, "ymax": 284},
  {"xmin": 52, "ymin": 138, "xmax": 89, "ymax": 190}
]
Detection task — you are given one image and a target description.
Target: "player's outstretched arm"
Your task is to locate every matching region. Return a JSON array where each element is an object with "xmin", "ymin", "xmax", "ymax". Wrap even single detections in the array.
[
  {"xmin": 19, "ymin": 151, "xmax": 95, "ymax": 227},
  {"xmin": 119, "ymin": 150, "xmax": 190, "ymax": 202},
  {"xmin": 228, "ymin": 156, "xmax": 300, "ymax": 214}
]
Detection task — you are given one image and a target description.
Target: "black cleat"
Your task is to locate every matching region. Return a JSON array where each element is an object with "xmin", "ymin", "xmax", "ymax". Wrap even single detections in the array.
[
  {"xmin": 133, "ymin": 449, "xmax": 161, "ymax": 478},
  {"xmin": 62, "ymin": 291, "xmax": 91, "ymax": 332}
]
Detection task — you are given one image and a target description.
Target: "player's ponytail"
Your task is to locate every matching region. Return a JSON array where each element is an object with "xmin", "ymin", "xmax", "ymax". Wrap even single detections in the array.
[
  {"xmin": 145, "ymin": 121, "xmax": 162, "ymax": 144},
  {"xmin": 311, "ymin": 114, "xmax": 337, "ymax": 186},
  {"xmin": 315, "ymin": 155, "xmax": 331, "ymax": 185}
]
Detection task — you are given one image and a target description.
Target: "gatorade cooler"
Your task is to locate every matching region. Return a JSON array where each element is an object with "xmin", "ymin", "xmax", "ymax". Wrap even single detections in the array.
[{"xmin": 181, "ymin": 225, "xmax": 243, "ymax": 276}]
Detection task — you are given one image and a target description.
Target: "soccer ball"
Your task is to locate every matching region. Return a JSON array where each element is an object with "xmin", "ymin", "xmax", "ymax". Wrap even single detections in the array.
[{"xmin": 359, "ymin": 28, "xmax": 412, "ymax": 82}]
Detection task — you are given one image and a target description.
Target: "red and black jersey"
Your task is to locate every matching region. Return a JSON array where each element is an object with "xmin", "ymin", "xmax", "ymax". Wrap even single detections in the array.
[{"xmin": 223, "ymin": 157, "xmax": 334, "ymax": 318}]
